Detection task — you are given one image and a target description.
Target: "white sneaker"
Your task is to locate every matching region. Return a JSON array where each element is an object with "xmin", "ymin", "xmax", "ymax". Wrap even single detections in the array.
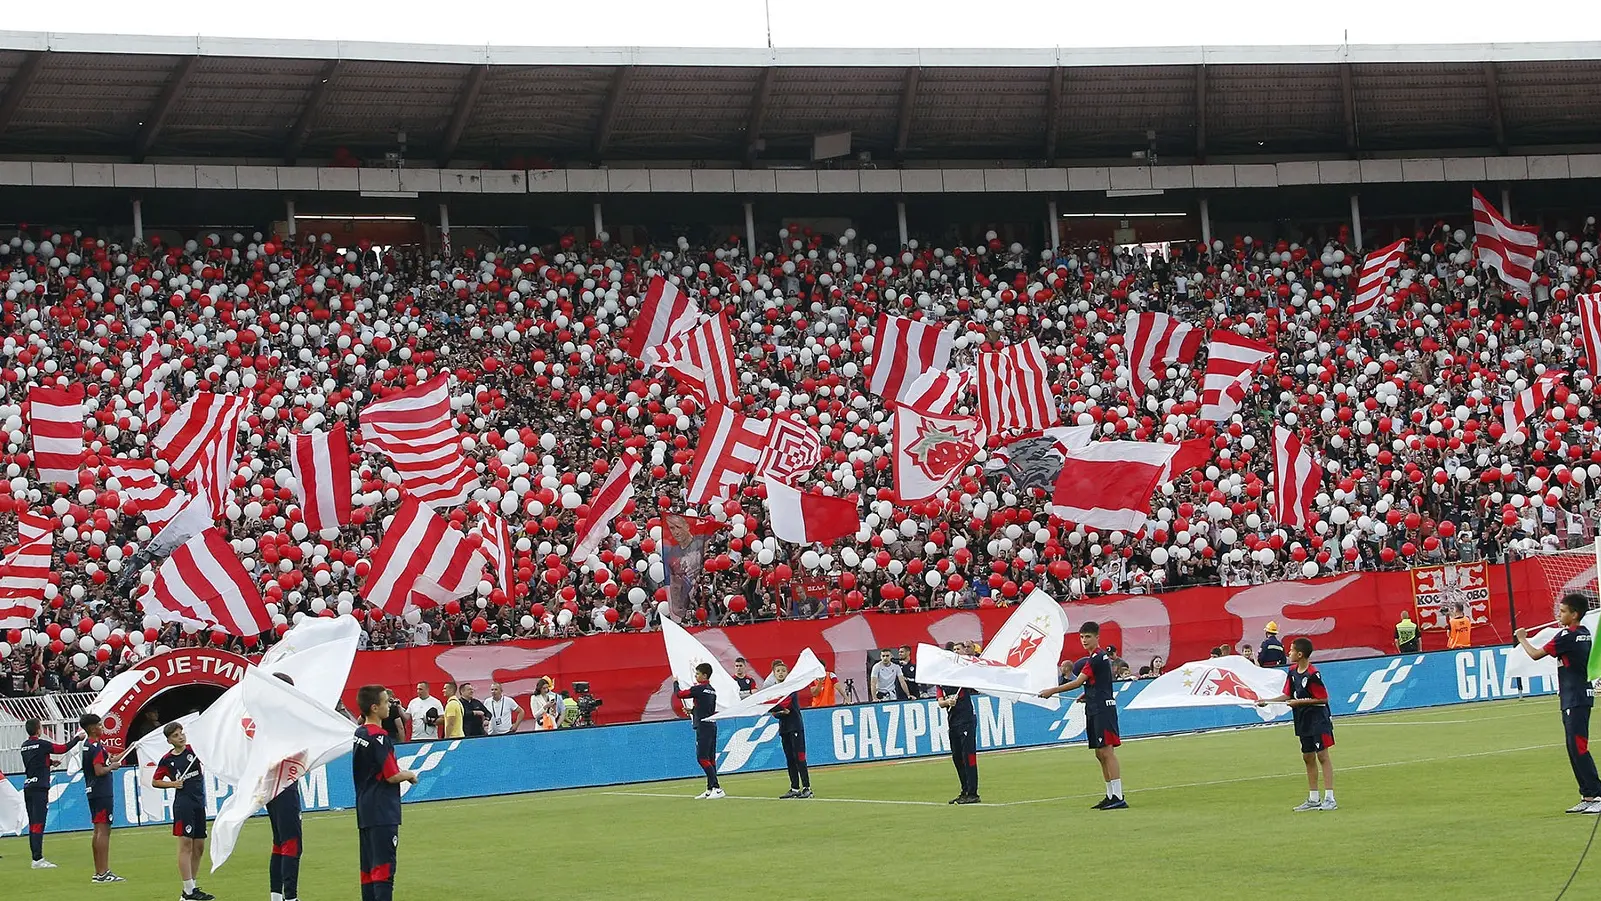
[
  {"xmin": 1292, "ymin": 799, "xmax": 1320, "ymax": 811},
  {"xmin": 1584, "ymin": 800, "xmax": 1601, "ymax": 815},
  {"xmin": 32, "ymin": 859, "xmax": 57, "ymax": 869},
  {"xmin": 707, "ymin": 788, "xmax": 726, "ymax": 799},
  {"xmin": 1319, "ymin": 798, "xmax": 1339, "ymax": 811},
  {"xmin": 694, "ymin": 789, "xmax": 713, "ymax": 799}
]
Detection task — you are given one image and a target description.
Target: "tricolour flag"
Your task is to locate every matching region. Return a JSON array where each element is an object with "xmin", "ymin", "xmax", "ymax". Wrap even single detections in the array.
[
  {"xmin": 143, "ymin": 528, "xmax": 270, "ymax": 636},
  {"xmin": 1472, "ymin": 189, "xmax": 1540, "ymax": 298},
  {"xmin": 1125, "ymin": 655, "xmax": 1290, "ymax": 721},
  {"xmin": 867, "ymin": 314, "xmax": 954, "ymax": 403},
  {"xmin": 290, "ymin": 424, "xmax": 353, "ymax": 533},
  {"xmin": 360, "ymin": 495, "xmax": 488, "ymax": 615},
  {"xmin": 572, "ymin": 455, "xmax": 641, "ymax": 565},
  {"xmin": 1272, "ymin": 426, "xmax": 1318, "ymax": 530},
  {"xmin": 893, "ymin": 407, "xmax": 984, "ymax": 502},
  {"xmin": 27, "ymin": 383, "xmax": 85, "ymax": 486},
  {"xmin": 1197, "ymin": 331, "xmax": 1273, "ymax": 422},
  {"xmin": 707, "ymin": 648, "xmax": 827, "ymax": 721},
  {"xmin": 763, "ymin": 478, "xmax": 859, "ymax": 545},
  {"xmin": 1349, "ymin": 239, "xmax": 1407, "ymax": 321},
  {"xmin": 976, "ymin": 337, "xmax": 1059, "ymax": 434},
  {"xmin": 1050, "ymin": 440, "xmax": 1183, "ymax": 531},
  {"xmin": 1123, "ymin": 312, "xmax": 1202, "ymax": 399},
  {"xmin": 625, "ymin": 276, "xmax": 701, "ymax": 359},
  {"xmin": 358, "ymin": 375, "xmax": 476, "ymax": 509}
]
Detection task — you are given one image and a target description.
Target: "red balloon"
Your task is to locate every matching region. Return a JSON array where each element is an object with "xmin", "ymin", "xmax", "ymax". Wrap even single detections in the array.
[
  {"xmin": 531, "ymin": 603, "xmax": 547, "ymax": 619},
  {"xmin": 629, "ymin": 611, "xmax": 646, "ymax": 629},
  {"xmin": 471, "ymin": 616, "xmax": 489, "ymax": 634},
  {"xmin": 95, "ymin": 647, "xmax": 111, "ymax": 663},
  {"xmin": 728, "ymin": 596, "xmax": 748, "ymax": 614}
]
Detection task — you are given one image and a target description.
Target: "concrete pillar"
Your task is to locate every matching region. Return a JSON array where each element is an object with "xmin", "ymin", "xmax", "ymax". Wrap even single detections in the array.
[
  {"xmin": 743, "ymin": 201, "xmax": 757, "ymax": 261},
  {"xmin": 592, "ymin": 201, "xmax": 604, "ymax": 240},
  {"xmin": 439, "ymin": 202, "xmax": 451, "ymax": 257},
  {"xmin": 1501, "ymin": 187, "xmax": 1513, "ymax": 221},
  {"xmin": 1046, "ymin": 198, "xmax": 1060, "ymax": 253},
  {"xmin": 1349, "ymin": 193, "xmax": 1364, "ymax": 252},
  {"xmin": 896, "ymin": 199, "xmax": 909, "ymax": 248},
  {"xmin": 132, "ymin": 198, "xmax": 144, "ymax": 244},
  {"xmin": 1198, "ymin": 196, "xmax": 1212, "ymax": 249}
]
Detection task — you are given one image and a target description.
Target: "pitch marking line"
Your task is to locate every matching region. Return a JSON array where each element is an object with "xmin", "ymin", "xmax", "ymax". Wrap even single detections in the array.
[{"xmin": 599, "ymin": 790, "xmax": 947, "ymax": 806}]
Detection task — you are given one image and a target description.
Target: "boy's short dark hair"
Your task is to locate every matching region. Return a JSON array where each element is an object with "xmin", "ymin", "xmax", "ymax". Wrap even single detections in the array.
[
  {"xmin": 694, "ymin": 663, "xmax": 713, "ymax": 676},
  {"xmin": 356, "ymin": 684, "xmax": 387, "ymax": 717},
  {"xmin": 163, "ymin": 721, "xmax": 184, "ymax": 738},
  {"xmin": 1560, "ymin": 593, "xmax": 1589, "ymax": 616},
  {"xmin": 79, "ymin": 713, "xmax": 101, "ymax": 730},
  {"xmin": 1079, "ymin": 621, "xmax": 1100, "ymax": 636},
  {"xmin": 771, "ymin": 659, "xmax": 785, "ymax": 667},
  {"xmin": 734, "ymin": 656, "xmax": 746, "ymax": 664},
  {"xmin": 273, "ymin": 672, "xmax": 295, "ymax": 685},
  {"xmin": 1291, "ymin": 637, "xmax": 1315, "ymax": 658},
  {"xmin": 25, "ymin": 717, "xmax": 41, "ymax": 735}
]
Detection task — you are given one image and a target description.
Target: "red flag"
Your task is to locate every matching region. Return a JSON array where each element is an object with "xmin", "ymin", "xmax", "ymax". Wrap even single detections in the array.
[
  {"xmin": 1472, "ymin": 190, "xmax": 1540, "ymax": 297},
  {"xmin": 1197, "ymin": 332, "xmax": 1273, "ymax": 422},
  {"xmin": 360, "ymin": 496, "xmax": 488, "ymax": 615},
  {"xmin": 1349, "ymin": 239, "xmax": 1407, "ymax": 321},
  {"xmin": 868, "ymin": 314, "xmax": 953, "ymax": 402},
  {"xmin": 763, "ymin": 478, "xmax": 860, "ymax": 545},
  {"xmin": 1050, "ymin": 441, "xmax": 1182, "ymax": 531},
  {"xmin": 358, "ymin": 375, "xmax": 476, "ymax": 509},
  {"xmin": 1123, "ymin": 313, "xmax": 1202, "ymax": 399},
  {"xmin": 26, "ymin": 383, "xmax": 85, "ymax": 486},
  {"xmin": 144, "ymin": 528, "xmax": 270, "ymax": 636},
  {"xmin": 977, "ymin": 337, "xmax": 1059, "ymax": 434}
]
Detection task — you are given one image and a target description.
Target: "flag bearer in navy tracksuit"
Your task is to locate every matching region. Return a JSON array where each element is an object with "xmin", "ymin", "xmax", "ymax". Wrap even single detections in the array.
[
  {"xmin": 1516, "ymin": 593, "xmax": 1601, "ymax": 814},
  {"xmin": 767, "ymin": 659, "xmax": 812, "ymax": 799},
  {"xmin": 1258, "ymin": 637, "xmax": 1338, "ymax": 811},
  {"xmin": 1041, "ymin": 622, "xmax": 1127, "ymax": 810},
  {"xmin": 674, "ymin": 663, "xmax": 725, "ymax": 799},
  {"xmin": 353, "ymin": 684, "xmax": 418, "ymax": 901},
  {"xmin": 19, "ymin": 716, "xmax": 80, "ymax": 868},
  {"xmin": 80, "ymin": 713, "xmax": 130, "ymax": 883},
  {"xmin": 152, "ymin": 722, "xmax": 215, "ymax": 901},
  {"xmin": 938, "ymin": 669, "xmax": 980, "ymax": 805},
  {"xmin": 269, "ymin": 672, "xmax": 306, "ymax": 901}
]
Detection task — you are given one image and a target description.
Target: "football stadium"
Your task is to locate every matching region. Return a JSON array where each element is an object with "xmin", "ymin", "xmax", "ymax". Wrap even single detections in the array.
[{"xmin": 4, "ymin": 9, "xmax": 1601, "ymax": 899}]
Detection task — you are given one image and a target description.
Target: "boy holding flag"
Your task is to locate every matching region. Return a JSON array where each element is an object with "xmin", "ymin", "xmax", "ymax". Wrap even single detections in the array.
[
  {"xmin": 673, "ymin": 663, "xmax": 725, "ymax": 799},
  {"xmin": 767, "ymin": 659, "xmax": 812, "ymax": 799},
  {"xmin": 1257, "ymin": 637, "xmax": 1338, "ymax": 811},
  {"xmin": 151, "ymin": 722, "xmax": 214, "ymax": 901},
  {"xmin": 19, "ymin": 717, "xmax": 80, "ymax": 868},
  {"xmin": 1515, "ymin": 593, "xmax": 1601, "ymax": 813},
  {"xmin": 1041, "ymin": 622, "xmax": 1126, "ymax": 810},
  {"xmin": 353, "ymin": 685, "xmax": 419, "ymax": 901}
]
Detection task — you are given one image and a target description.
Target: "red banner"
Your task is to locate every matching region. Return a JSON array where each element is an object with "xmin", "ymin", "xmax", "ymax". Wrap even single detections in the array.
[{"xmin": 344, "ymin": 560, "xmax": 1553, "ymax": 726}]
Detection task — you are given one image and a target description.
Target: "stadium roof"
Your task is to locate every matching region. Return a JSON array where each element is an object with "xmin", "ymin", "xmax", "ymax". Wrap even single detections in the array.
[{"xmin": 1, "ymin": 32, "xmax": 1599, "ymax": 168}]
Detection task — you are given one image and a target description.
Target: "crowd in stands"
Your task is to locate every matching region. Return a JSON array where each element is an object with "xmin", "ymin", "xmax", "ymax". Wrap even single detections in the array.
[{"xmin": 2, "ymin": 209, "xmax": 1600, "ymax": 696}]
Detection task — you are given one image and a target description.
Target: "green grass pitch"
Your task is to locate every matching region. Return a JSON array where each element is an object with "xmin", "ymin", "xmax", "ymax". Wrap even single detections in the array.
[{"xmin": 3, "ymin": 698, "xmax": 1595, "ymax": 900}]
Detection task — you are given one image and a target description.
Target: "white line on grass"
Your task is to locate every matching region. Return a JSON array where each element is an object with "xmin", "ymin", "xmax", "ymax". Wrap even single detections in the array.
[{"xmin": 598, "ymin": 790, "xmax": 948, "ymax": 807}]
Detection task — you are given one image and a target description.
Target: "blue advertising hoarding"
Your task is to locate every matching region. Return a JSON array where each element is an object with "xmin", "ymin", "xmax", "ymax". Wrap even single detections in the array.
[{"xmin": 9, "ymin": 645, "xmax": 1556, "ymax": 833}]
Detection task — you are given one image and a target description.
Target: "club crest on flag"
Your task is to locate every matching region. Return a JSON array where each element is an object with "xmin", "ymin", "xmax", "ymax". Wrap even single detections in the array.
[
  {"xmin": 240, "ymin": 716, "xmax": 257, "ymax": 739},
  {"xmin": 907, "ymin": 420, "xmax": 981, "ymax": 481},
  {"xmin": 1005, "ymin": 623, "xmax": 1048, "ymax": 667},
  {"xmin": 1178, "ymin": 666, "xmax": 1262, "ymax": 702}
]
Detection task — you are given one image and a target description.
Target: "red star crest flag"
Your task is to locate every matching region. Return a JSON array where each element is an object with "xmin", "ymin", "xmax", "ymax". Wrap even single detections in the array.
[
  {"xmin": 913, "ymin": 590, "xmax": 1068, "ymax": 705},
  {"xmin": 893, "ymin": 407, "xmax": 985, "ymax": 502},
  {"xmin": 1126, "ymin": 655, "xmax": 1290, "ymax": 722}
]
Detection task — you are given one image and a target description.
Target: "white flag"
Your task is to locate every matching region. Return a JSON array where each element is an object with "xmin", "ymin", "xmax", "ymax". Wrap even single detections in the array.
[
  {"xmin": 209, "ymin": 667, "xmax": 356, "ymax": 871},
  {"xmin": 133, "ymin": 713, "xmax": 201, "ymax": 824},
  {"xmin": 707, "ymin": 649, "xmax": 827, "ymax": 721},
  {"xmin": 0, "ymin": 779, "xmax": 25, "ymax": 835},
  {"xmin": 660, "ymin": 617, "xmax": 742, "ymax": 712},
  {"xmin": 1505, "ymin": 610, "xmax": 1601, "ymax": 685},
  {"xmin": 1125, "ymin": 655, "xmax": 1289, "ymax": 721},
  {"xmin": 914, "ymin": 590, "xmax": 1069, "ymax": 705}
]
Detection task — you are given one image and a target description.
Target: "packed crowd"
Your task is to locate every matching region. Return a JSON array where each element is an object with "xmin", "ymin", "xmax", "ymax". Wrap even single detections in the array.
[{"xmin": 2, "ymin": 210, "xmax": 1599, "ymax": 695}]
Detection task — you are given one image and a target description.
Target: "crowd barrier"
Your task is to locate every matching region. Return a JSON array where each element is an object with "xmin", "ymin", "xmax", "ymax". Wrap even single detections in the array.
[{"xmin": 8, "ymin": 644, "xmax": 1554, "ymax": 834}]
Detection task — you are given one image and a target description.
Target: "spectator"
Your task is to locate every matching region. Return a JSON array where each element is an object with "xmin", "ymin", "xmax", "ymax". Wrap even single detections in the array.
[
  {"xmin": 528, "ymin": 678, "xmax": 561, "ymax": 730},
  {"xmin": 379, "ymin": 690, "xmax": 405, "ymax": 744},
  {"xmin": 1258, "ymin": 623, "xmax": 1288, "ymax": 667},
  {"xmin": 404, "ymin": 683, "xmax": 443, "ymax": 742},
  {"xmin": 441, "ymin": 682, "xmax": 464, "ymax": 739},
  {"xmin": 484, "ymin": 682, "xmax": 523, "ymax": 735},
  {"xmin": 898, "ymin": 645, "xmax": 921, "ymax": 698},
  {"xmin": 1239, "ymin": 644, "xmax": 1256, "ymax": 664},
  {"xmin": 808, "ymin": 673, "xmax": 839, "ymax": 707},
  {"xmin": 1395, "ymin": 610, "xmax": 1423, "ymax": 653},
  {"xmin": 1149, "ymin": 657, "xmax": 1166, "ymax": 677},
  {"xmin": 459, "ymin": 683, "xmax": 489, "ymax": 737},
  {"xmin": 731, "ymin": 658, "xmax": 758, "ymax": 697}
]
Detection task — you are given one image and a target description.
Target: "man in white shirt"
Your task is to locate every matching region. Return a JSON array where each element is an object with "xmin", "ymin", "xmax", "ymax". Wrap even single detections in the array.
[
  {"xmin": 404, "ymin": 682, "xmax": 444, "ymax": 741},
  {"xmin": 485, "ymin": 682, "xmax": 523, "ymax": 735}
]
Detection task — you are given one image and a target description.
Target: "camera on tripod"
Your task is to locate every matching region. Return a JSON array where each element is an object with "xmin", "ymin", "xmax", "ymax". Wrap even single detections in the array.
[{"xmin": 571, "ymin": 681, "xmax": 603, "ymax": 727}]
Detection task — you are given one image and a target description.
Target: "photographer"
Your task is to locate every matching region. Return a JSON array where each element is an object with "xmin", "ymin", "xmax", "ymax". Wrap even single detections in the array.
[{"xmin": 404, "ymin": 682, "xmax": 443, "ymax": 742}]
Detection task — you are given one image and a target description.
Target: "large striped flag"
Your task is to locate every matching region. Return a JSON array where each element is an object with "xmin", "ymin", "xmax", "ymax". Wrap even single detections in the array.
[
  {"xmin": 868, "ymin": 314, "xmax": 954, "ymax": 403},
  {"xmin": 1576, "ymin": 293, "xmax": 1601, "ymax": 373},
  {"xmin": 473, "ymin": 502, "xmax": 513, "ymax": 594},
  {"xmin": 106, "ymin": 458, "xmax": 187, "ymax": 532},
  {"xmin": 1123, "ymin": 312, "xmax": 1202, "ymax": 399},
  {"xmin": 684, "ymin": 405, "xmax": 773, "ymax": 504},
  {"xmin": 137, "ymin": 333, "xmax": 166, "ymax": 430},
  {"xmin": 1472, "ymin": 190, "xmax": 1540, "ymax": 298},
  {"xmin": 143, "ymin": 528, "xmax": 271, "ymax": 636},
  {"xmin": 1501, "ymin": 370, "xmax": 1566, "ymax": 442},
  {"xmin": 360, "ymin": 495, "xmax": 488, "ymax": 615},
  {"xmin": 572, "ymin": 455, "xmax": 641, "ymax": 564},
  {"xmin": 153, "ymin": 392, "xmax": 249, "ymax": 514},
  {"xmin": 1272, "ymin": 426, "xmax": 1318, "ymax": 530},
  {"xmin": 358, "ymin": 375, "xmax": 477, "ymax": 509},
  {"xmin": 26, "ymin": 383, "xmax": 85, "ymax": 486},
  {"xmin": 977, "ymin": 337, "xmax": 1059, "ymax": 435},
  {"xmin": 1348, "ymin": 239, "xmax": 1408, "ymax": 322},
  {"xmin": 641, "ymin": 312, "xmax": 739, "ymax": 405},
  {"xmin": 1197, "ymin": 332, "xmax": 1274, "ymax": 422},
  {"xmin": 901, "ymin": 367, "xmax": 974, "ymax": 416},
  {"xmin": 1049, "ymin": 441, "xmax": 1183, "ymax": 532},
  {"xmin": 290, "ymin": 424, "xmax": 353, "ymax": 533},
  {"xmin": 625, "ymin": 276, "xmax": 701, "ymax": 359},
  {"xmin": 0, "ymin": 512, "xmax": 53, "ymax": 628}
]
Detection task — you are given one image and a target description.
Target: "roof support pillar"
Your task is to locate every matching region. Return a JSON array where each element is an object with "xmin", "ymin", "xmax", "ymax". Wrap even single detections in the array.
[{"xmin": 894, "ymin": 67, "xmax": 920, "ymax": 158}]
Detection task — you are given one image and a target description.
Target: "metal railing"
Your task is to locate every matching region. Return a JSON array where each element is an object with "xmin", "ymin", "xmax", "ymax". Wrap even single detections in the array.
[{"xmin": 0, "ymin": 692, "xmax": 95, "ymax": 774}]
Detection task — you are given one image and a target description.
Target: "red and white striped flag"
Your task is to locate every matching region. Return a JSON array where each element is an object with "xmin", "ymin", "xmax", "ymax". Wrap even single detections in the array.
[
  {"xmin": 1348, "ymin": 239, "xmax": 1407, "ymax": 321},
  {"xmin": 360, "ymin": 496, "xmax": 488, "ymax": 615},
  {"xmin": 106, "ymin": 458, "xmax": 187, "ymax": 532},
  {"xmin": 867, "ymin": 314, "xmax": 954, "ymax": 403},
  {"xmin": 0, "ymin": 512, "xmax": 53, "ymax": 628},
  {"xmin": 1197, "ymin": 332, "xmax": 1274, "ymax": 422},
  {"xmin": 358, "ymin": 375, "xmax": 477, "ymax": 509},
  {"xmin": 754, "ymin": 411, "xmax": 824, "ymax": 486},
  {"xmin": 26, "ymin": 383, "xmax": 85, "ymax": 486},
  {"xmin": 1501, "ymin": 370, "xmax": 1567, "ymax": 441},
  {"xmin": 763, "ymin": 478, "xmax": 860, "ymax": 545},
  {"xmin": 473, "ymin": 502, "xmax": 513, "ymax": 594},
  {"xmin": 977, "ymin": 337, "xmax": 1059, "ymax": 435},
  {"xmin": 901, "ymin": 367, "xmax": 974, "ymax": 416},
  {"xmin": 154, "ymin": 392, "xmax": 249, "ymax": 513},
  {"xmin": 1272, "ymin": 426, "xmax": 1318, "ymax": 530},
  {"xmin": 1049, "ymin": 441, "xmax": 1182, "ymax": 532},
  {"xmin": 1472, "ymin": 190, "xmax": 1541, "ymax": 298},
  {"xmin": 143, "ymin": 528, "xmax": 270, "ymax": 636},
  {"xmin": 572, "ymin": 455, "xmax": 642, "ymax": 564},
  {"xmin": 137, "ymin": 333, "xmax": 166, "ymax": 430},
  {"xmin": 893, "ymin": 407, "xmax": 985, "ymax": 502},
  {"xmin": 685, "ymin": 405, "xmax": 774, "ymax": 504},
  {"xmin": 642, "ymin": 312, "xmax": 739, "ymax": 405},
  {"xmin": 625, "ymin": 276, "xmax": 701, "ymax": 359},
  {"xmin": 1576, "ymin": 293, "xmax": 1601, "ymax": 373},
  {"xmin": 1123, "ymin": 312, "xmax": 1202, "ymax": 399},
  {"xmin": 290, "ymin": 424, "xmax": 353, "ymax": 533}
]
